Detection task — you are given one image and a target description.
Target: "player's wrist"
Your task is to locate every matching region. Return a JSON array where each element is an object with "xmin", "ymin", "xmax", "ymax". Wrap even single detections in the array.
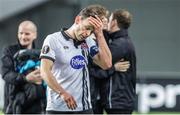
[
  {"xmin": 58, "ymin": 90, "xmax": 66, "ymax": 100},
  {"xmin": 95, "ymin": 31, "xmax": 103, "ymax": 37},
  {"xmin": 57, "ymin": 90, "xmax": 65, "ymax": 96}
]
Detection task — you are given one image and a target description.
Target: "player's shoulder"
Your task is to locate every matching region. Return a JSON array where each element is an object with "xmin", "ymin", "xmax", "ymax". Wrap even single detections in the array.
[
  {"xmin": 47, "ymin": 31, "xmax": 62, "ymax": 39},
  {"xmin": 44, "ymin": 31, "xmax": 63, "ymax": 43}
]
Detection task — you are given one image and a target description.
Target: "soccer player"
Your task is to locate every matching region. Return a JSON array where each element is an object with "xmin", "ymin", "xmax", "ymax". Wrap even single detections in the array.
[{"xmin": 40, "ymin": 5, "xmax": 112, "ymax": 114}]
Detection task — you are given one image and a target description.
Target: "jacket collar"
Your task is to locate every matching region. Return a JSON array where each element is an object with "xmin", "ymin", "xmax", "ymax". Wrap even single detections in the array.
[{"xmin": 109, "ymin": 29, "xmax": 128, "ymax": 40}]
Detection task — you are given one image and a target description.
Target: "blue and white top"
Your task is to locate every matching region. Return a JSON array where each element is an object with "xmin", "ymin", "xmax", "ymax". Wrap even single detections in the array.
[{"xmin": 40, "ymin": 30, "xmax": 98, "ymax": 111}]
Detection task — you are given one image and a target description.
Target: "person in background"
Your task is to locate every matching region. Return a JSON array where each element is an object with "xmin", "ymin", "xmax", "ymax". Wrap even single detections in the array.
[
  {"xmin": 100, "ymin": 9, "xmax": 136, "ymax": 114},
  {"xmin": 89, "ymin": 9, "xmax": 130, "ymax": 114},
  {"xmin": 1, "ymin": 20, "xmax": 46, "ymax": 114},
  {"xmin": 40, "ymin": 4, "xmax": 112, "ymax": 114},
  {"xmin": 90, "ymin": 9, "xmax": 136, "ymax": 114}
]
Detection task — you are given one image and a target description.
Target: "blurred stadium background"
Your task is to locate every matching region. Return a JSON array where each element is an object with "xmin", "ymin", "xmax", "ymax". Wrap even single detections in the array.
[{"xmin": 0, "ymin": 0, "xmax": 180, "ymax": 114}]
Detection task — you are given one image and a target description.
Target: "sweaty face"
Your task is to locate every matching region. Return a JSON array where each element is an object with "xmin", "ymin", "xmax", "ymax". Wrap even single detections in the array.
[
  {"xmin": 74, "ymin": 18, "xmax": 94, "ymax": 41},
  {"xmin": 18, "ymin": 25, "xmax": 36, "ymax": 48}
]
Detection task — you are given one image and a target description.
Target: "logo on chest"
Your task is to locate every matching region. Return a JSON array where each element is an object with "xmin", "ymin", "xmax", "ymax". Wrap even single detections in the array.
[
  {"xmin": 70, "ymin": 55, "xmax": 86, "ymax": 69},
  {"xmin": 81, "ymin": 43, "xmax": 88, "ymax": 49}
]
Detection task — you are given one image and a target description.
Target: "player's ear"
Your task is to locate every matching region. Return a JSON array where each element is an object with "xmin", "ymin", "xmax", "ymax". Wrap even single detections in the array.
[
  {"xmin": 111, "ymin": 19, "xmax": 117, "ymax": 28},
  {"xmin": 75, "ymin": 16, "xmax": 81, "ymax": 24},
  {"xmin": 32, "ymin": 31, "xmax": 37, "ymax": 40}
]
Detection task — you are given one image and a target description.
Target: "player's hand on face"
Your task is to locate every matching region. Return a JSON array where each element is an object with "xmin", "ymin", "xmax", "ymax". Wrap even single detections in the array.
[
  {"xmin": 60, "ymin": 91, "xmax": 77, "ymax": 110},
  {"xmin": 88, "ymin": 15, "xmax": 103, "ymax": 35},
  {"xmin": 25, "ymin": 69, "xmax": 42, "ymax": 84},
  {"xmin": 114, "ymin": 59, "xmax": 130, "ymax": 72}
]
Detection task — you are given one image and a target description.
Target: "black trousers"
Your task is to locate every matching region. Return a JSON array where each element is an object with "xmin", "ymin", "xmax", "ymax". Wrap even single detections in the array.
[
  {"xmin": 105, "ymin": 108, "xmax": 133, "ymax": 115},
  {"xmin": 46, "ymin": 109, "xmax": 93, "ymax": 114},
  {"xmin": 92, "ymin": 99, "xmax": 104, "ymax": 114}
]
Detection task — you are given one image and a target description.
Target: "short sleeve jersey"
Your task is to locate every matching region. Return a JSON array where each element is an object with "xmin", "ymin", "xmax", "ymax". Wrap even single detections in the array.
[{"xmin": 40, "ymin": 30, "xmax": 98, "ymax": 111}]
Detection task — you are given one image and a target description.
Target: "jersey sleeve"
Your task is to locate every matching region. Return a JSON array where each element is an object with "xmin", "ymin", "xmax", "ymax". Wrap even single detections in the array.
[
  {"xmin": 40, "ymin": 35, "xmax": 56, "ymax": 62},
  {"xmin": 86, "ymin": 34, "xmax": 99, "ymax": 58}
]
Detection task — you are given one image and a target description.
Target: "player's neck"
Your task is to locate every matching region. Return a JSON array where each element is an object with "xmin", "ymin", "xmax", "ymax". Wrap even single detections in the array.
[{"xmin": 65, "ymin": 27, "xmax": 76, "ymax": 40}]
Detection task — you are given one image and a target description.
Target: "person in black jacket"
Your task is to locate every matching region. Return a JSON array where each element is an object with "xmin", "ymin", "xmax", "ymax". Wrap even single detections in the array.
[
  {"xmin": 90, "ymin": 9, "xmax": 136, "ymax": 114},
  {"xmin": 1, "ymin": 20, "xmax": 46, "ymax": 114},
  {"xmin": 89, "ymin": 11, "xmax": 130, "ymax": 114}
]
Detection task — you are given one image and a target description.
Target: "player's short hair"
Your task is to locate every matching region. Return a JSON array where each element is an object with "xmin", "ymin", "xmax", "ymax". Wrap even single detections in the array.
[{"xmin": 78, "ymin": 4, "xmax": 108, "ymax": 20}]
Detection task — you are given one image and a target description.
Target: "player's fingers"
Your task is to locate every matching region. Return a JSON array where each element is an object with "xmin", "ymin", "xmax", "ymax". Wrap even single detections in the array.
[
  {"xmin": 67, "ymin": 103, "xmax": 71, "ymax": 109},
  {"xmin": 68, "ymin": 96, "xmax": 76, "ymax": 110},
  {"xmin": 89, "ymin": 17, "xmax": 102, "ymax": 28},
  {"xmin": 66, "ymin": 99, "xmax": 72, "ymax": 109},
  {"xmin": 95, "ymin": 15, "xmax": 102, "ymax": 23},
  {"xmin": 89, "ymin": 19, "xmax": 99, "ymax": 28},
  {"xmin": 90, "ymin": 16, "xmax": 101, "ymax": 24},
  {"xmin": 71, "ymin": 98, "xmax": 77, "ymax": 109}
]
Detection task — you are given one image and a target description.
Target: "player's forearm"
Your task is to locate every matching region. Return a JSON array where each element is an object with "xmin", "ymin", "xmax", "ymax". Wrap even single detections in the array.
[
  {"xmin": 41, "ymin": 70, "xmax": 65, "ymax": 95},
  {"xmin": 96, "ymin": 32, "xmax": 112, "ymax": 69}
]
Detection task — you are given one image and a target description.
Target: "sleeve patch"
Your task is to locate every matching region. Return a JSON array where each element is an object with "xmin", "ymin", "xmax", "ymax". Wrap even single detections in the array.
[{"xmin": 42, "ymin": 45, "xmax": 50, "ymax": 54}]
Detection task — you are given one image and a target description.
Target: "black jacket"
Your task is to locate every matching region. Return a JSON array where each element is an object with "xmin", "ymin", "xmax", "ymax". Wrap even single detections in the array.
[
  {"xmin": 1, "ymin": 43, "xmax": 46, "ymax": 114},
  {"xmin": 90, "ymin": 29, "xmax": 136, "ymax": 111}
]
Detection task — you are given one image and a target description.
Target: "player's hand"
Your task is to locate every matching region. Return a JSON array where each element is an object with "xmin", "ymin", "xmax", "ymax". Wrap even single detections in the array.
[
  {"xmin": 114, "ymin": 59, "xmax": 130, "ymax": 72},
  {"xmin": 88, "ymin": 15, "xmax": 103, "ymax": 36},
  {"xmin": 25, "ymin": 69, "xmax": 42, "ymax": 84},
  {"xmin": 60, "ymin": 91, "xmax": 77, "ymax": 110}
]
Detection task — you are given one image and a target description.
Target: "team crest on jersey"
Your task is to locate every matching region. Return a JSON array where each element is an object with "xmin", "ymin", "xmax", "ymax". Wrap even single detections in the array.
[
  {"xmin": 70, "ymin": 55, "xmax": 86, "ymax": 69},
  {"xmin": 42, "ymin": 45, "xmax": 50, "ymax": 54},
  {"xmin": 81, "ymin": 43, "xmax": 88, "ymax": 50}
]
